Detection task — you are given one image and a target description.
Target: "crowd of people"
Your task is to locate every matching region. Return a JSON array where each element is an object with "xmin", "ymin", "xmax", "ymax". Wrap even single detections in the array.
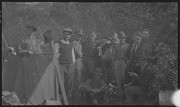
[{"xmin": 3, "ymin": 25, "xmax": 161, "ymax": 105}]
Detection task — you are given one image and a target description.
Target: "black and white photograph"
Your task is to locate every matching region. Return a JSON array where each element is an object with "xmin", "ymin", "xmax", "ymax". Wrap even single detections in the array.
[{"xmin": 2, "ymin": 2, "xmax": 178, "ymax": 106}]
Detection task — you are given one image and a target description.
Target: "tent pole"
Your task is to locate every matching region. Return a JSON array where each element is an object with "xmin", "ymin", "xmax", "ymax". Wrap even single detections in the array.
[{"xmin": 2, "ymin": 33, "xmax": 9, "ymax": 50}]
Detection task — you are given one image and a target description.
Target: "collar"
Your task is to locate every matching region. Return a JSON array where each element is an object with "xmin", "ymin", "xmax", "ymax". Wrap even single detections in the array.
[{"xmin": 61, "ymin": 39, "xmax": 69, "ymax": 45}]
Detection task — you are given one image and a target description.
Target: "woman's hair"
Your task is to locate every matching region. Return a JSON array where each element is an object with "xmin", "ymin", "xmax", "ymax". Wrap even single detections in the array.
[{"xmin": 43, "ymin": 30, "xmax": 52, "ymax": 43}]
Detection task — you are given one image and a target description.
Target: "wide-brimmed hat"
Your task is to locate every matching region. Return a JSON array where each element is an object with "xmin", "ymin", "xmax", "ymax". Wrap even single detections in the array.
[
  {"xmin": 93, "ymin": 68, "xmax": 103, "ymax": 76},
  {"xmin": 26, "ymin": 25, "xmax": 37, "ymax": 32},
  {"xmin": 63, "ymin": 28, "xmax": 73, "ymax": 35}
]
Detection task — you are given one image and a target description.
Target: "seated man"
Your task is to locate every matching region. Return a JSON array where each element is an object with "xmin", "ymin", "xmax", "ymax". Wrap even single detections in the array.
[
  {"xmin": 79, "ymin": 68, "xmax": 108, "ymax": 104},
  {"xmin": 123, "ymin": 57, "xmax": 157, "ymax": 105}
]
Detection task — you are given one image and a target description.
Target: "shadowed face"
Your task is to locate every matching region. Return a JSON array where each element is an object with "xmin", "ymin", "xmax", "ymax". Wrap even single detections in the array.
[
  {"xmin": 143, "ymin": 29, "xmax": 149, "ymax": 38},
  {"xmin": 134, "ymin": 36, "xmax": 141, "ymax": 45},
  {"xmin": 44, "ymin": 30, "xmax": 52, "ymax": 43},
  {"xmin": 112, "ymin": 33, "xmax": 118, "ymax": 40},
  {"xmin": 63, "ymin": 31, "xmax": 72, "ymax": 40},
  {"xmin": 76, "ymin": 34, "xmax": 82, "ymax": 41}
]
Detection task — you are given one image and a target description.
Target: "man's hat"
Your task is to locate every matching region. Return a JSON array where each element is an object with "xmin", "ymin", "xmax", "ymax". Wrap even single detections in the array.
[
  {"xmin": 143, "ymin": 29, "xmax": 149, "ymax": 33},
  {"xmin": 93, "ymin": 68, "xmax": 103, "ymax": 76},
  {"xmin": 26, "ymin": 25, "xmax": 37, "ymax": 32},
  {"xmin": 63, "ymin": 28, "xmax": 73, "ymax": 35}
]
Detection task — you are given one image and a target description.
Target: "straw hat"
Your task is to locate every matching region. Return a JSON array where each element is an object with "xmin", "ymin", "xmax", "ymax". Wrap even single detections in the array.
[{"xmin": 62, "ymin": 28, "xmax": 73, "ymax": 35}]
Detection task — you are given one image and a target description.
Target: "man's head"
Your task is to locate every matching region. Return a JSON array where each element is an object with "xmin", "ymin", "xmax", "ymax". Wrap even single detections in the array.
[
  {"xmin": 111, "ymin": 33, "xmax": 120, "ymax": 44},
  {"xmin": 89, "ymin": 32, "xmax": 96, "ymax": 41},
  {"xmin": 142, "ymin": 29, "xmax": 149, "ymax": 38},
  {"xmin": 62, "ymin": 28, "xmax": 73, "ymax": 40},
  {"xmin": 112, "ymin": 33, "xmax": 118, "ymax": 40},
  {"xmin": 133, "ymin": 32, "xmax": 142, "ymax": 45},
  {"xmin": 76, "ymin": 33, "xmax": 83, "ymax": 41},
  {"xmin": 119, "ymin": 31, "xmax": 127, "ymax": 43}
]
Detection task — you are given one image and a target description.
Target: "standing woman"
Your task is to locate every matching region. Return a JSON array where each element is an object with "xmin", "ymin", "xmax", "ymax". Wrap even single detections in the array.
[
  {"xmin": 72, "ymin": 33, "xmax": 83, "ymax": 97},
  {"xmin": 114, "ymin": 31, "xmax": 129, "ymax": 96},
  {"xmin": 74, "ymin": 33, "xmax": 83, "ymax": 85},
  {"xmin": 41, "ymin": 30, "xmax": 54, "ymax": 61},
  {"xmin": 18, "ymin": 25, "xmax": 42, "ymax": 54}
]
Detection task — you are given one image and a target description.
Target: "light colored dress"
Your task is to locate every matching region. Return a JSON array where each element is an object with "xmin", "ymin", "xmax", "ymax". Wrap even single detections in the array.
[
  {"xmin": 19, "ymin": 34, "xmax": 42, "ymax": 54},
  {"xmin": 73, "ymin": 41, "xmax": 83, "ymax": 90}
]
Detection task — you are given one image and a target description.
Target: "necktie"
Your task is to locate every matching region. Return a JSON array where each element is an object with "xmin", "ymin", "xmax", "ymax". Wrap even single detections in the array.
[{"xmin": 130, "ymin": 44, "xmax": 136, "ymax": 60}]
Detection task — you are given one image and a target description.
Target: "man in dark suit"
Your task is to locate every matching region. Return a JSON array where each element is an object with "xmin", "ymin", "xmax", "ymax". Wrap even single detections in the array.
[{"xmin": 124, "ymin": 32, "xmax": 144, "ymax": 84}]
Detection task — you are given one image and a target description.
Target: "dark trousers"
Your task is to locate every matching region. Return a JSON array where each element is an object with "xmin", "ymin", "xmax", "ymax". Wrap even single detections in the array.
[
  {"xmin": 85, "ymin": 91, "xmax": 105, "ymax": 104},
  {"xmin": 102, "ymin": 59, "xmax": 112, "ymax": 84},
  {"xmin": 124, "ymin": 62, "xmax": 140, "ymax": 84},
  {"xmin": 124, "ymin": 86, "xmax": 142, "ymax": 105},
  {"xmin": 82, "ymin": 57, "xmax": 95, "ymax": 80},
  {"xmin": 59, "ymin": 63, "xmax": 74, "ymax": 99}
]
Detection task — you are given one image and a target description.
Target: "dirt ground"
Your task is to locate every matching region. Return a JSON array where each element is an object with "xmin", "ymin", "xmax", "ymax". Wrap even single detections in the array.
[{"xmin": 68, "ymin": 93, "xmax": 125, "ymax": 105}]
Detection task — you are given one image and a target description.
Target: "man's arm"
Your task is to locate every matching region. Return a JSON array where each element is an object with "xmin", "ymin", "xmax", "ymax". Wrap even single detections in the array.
[{"xmin": 131, "ymin": 70, "xmax": 154, "ymax": 88}]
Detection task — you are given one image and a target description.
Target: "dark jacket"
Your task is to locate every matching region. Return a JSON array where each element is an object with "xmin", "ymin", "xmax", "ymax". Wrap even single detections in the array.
[
  {"xmin": 82, "ymin": 39, "xmax": 98, "ymax": 59},
  {"xmin": 131, "ymin": 64, "xmax": 155, "ymax": 92},
  {"xmin": 126, "ymin": 43, "xmax": 144, "ymax": 63}
]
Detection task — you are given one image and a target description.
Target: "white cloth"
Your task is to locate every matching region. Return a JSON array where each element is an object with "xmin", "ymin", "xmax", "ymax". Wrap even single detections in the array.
[{"xmin": 60, "ymin": 39, "xmax": 69, "ymax": 45}]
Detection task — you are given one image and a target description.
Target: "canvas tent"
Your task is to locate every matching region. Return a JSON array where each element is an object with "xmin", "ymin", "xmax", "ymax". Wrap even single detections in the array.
[{"xmin": 2, "ymin": 52, "xmax": 68, "ymax": 105}]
